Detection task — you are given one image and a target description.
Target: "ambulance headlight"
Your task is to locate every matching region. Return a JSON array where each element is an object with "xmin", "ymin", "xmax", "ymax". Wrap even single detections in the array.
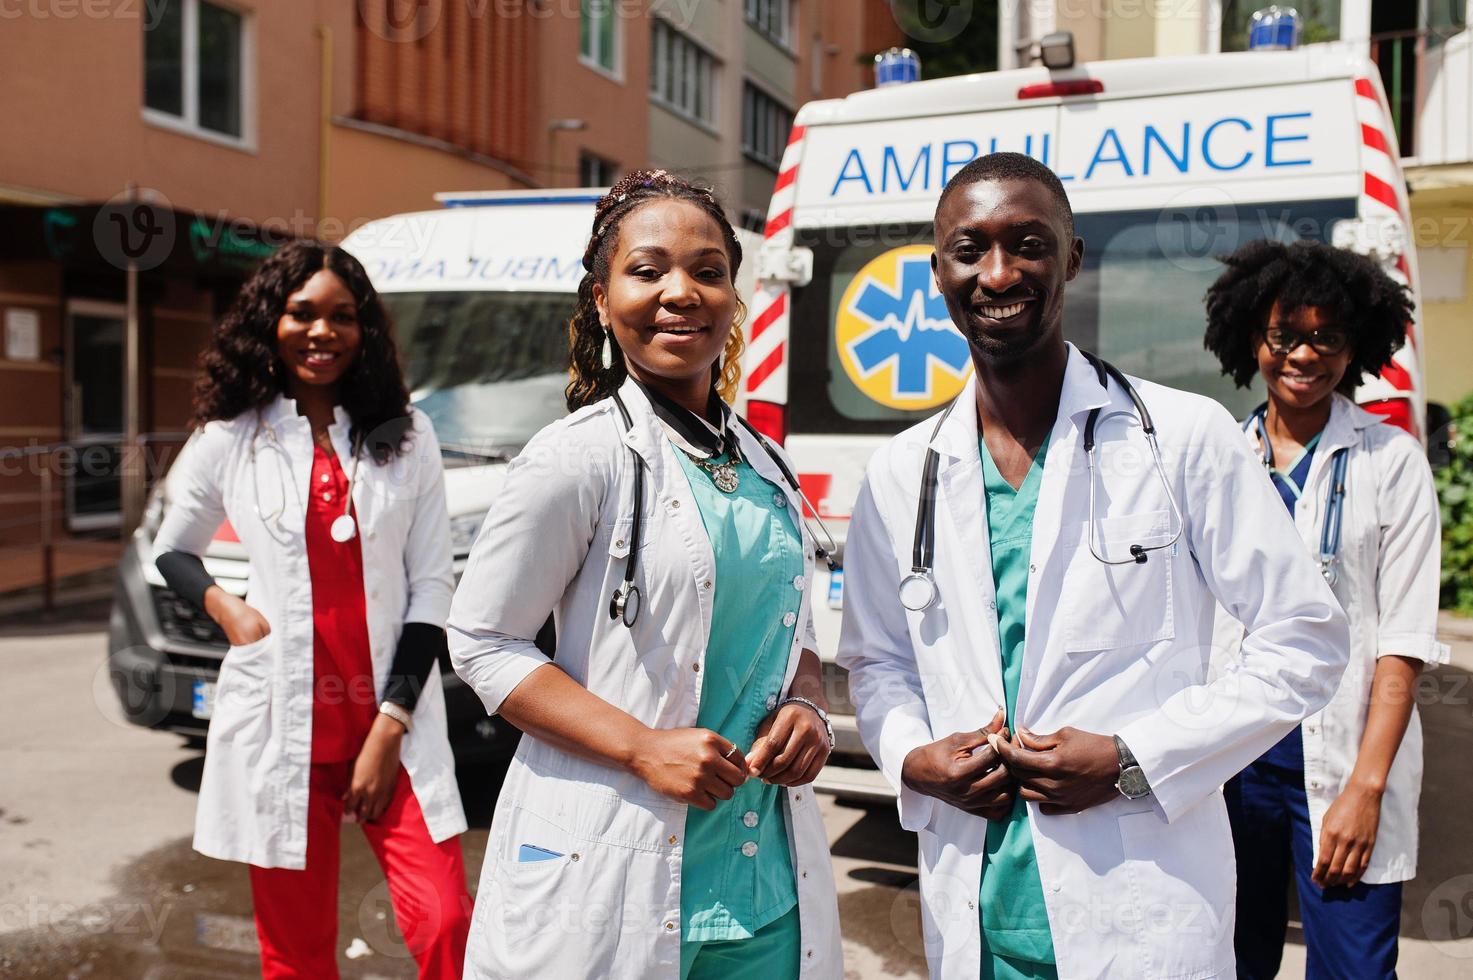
[{"xmin": 1039, "ymin": 32, "xmax": 1075, "ymax": 70}]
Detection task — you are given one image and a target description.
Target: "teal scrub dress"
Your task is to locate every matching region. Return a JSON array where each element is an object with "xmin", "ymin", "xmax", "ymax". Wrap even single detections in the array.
[
  {"xmin": 978, "ymin": 434, "xmax": 1058, "ymax": 980},
  {"xmin": 673, "ymin": 448, "xmax": 805, "ymax": 980}
]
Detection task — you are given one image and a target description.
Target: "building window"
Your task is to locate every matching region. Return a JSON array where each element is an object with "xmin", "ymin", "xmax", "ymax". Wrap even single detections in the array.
[
  {"xmin": 579, "ymin": 152, "xmax": 618, "ymax": 188},
  {"xmin": 742, "ymin": 82, "xmax": 793, "ymax": 170},
  {"xmin": 651, "ymin": 20, "xmax": 717, "ymax": 127},
  {"xmin": 746, "ymin": 0, "xmax": 792, "ymax": 48},
  {"xmin": 144, "ymin": 0, "xmax": 246, "ymax": 141},
  {"xmin": 580, "ymin": 0, "xmax": 619, "ymax": 75}
]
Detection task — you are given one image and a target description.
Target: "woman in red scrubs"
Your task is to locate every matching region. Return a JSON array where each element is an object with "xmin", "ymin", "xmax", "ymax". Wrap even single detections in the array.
[{"xmin": 154, "ymin": 241, "xmax": 471, "ymax": 979}]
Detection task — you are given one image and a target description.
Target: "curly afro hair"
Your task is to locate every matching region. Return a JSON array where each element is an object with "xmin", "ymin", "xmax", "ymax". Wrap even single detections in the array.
[
  {"xmin": 193, "ymin": 240, "xmax": 412, "ymax": 463},
  {"xmin": 1204, "ymin": 239, "xmax": 1412, "ymax": 391}
]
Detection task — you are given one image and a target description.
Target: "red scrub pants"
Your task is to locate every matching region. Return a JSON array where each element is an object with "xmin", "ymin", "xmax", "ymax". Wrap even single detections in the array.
[{"xmin": 248, "ymin": 762, "xmax": 470, "ymax": 980}]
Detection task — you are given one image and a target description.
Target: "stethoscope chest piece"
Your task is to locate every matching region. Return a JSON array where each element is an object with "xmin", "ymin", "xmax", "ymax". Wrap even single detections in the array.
[
  {"xmin": 899, "ymin": 571, "xmax": 938, "ymax": 612},
  {"xmin": 329, "ymin": 514, "xmax": 358, "ymax": 543},
  {"xmin": 609, "ymin": 582, "xmax": 641, "ymax": 627}
]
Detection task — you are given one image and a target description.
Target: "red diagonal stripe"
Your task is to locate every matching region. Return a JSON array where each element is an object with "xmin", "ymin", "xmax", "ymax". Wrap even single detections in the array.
[
  {"xmin": 764, "ymin": 208, "xmax": 793, "ymax": 239},
  {"xmin": 1380, "ymin": 359, "xmax": 1412, "ymax": 392},
  {"xmin": 1361, "ymin": 123, "xmax": 1391, "ymax": 155},
  {"xmin": 1355, "ymin": 77, "xmax": 1377, "ymax": 100},
  {"xmin": 750, "ymin": 292, "xmax": 787, "ymax": 342},
  {"xmin": 773, "ymin": 166, "xmax": 798, "ymax": 193},
  {"xmin": 786, "ymin": 125, "xmax": 806, "ymax": 146},
  {"xmin": 1364, "ymin": 172, "xmax": 1400, "ymax": 211},
  {"xmin": 747, "ymin": 343, "xmax": 785, "ymax": 392}
]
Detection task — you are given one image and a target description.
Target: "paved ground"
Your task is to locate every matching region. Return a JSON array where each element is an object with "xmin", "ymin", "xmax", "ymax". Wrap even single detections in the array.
[{"xmin": 2, "ymin": 613, "xmax": 1471, "ymax": 977}]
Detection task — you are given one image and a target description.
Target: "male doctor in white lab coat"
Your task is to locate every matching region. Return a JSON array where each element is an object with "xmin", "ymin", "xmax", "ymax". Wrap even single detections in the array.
[{"xmin": 837, "ymin": 152, "xmax": 1351, "ymax": 980}]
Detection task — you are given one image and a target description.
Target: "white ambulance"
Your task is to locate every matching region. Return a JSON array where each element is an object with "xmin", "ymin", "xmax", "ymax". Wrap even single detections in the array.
[{"xmin": 740, "ymin": 47, "xmax": 1426, "ymax": 801}]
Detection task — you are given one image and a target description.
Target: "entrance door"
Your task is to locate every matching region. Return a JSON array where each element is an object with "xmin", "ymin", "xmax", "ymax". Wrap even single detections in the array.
[{"xmin": 65, "ymin": 301, "xmax": 126, "ymax": 532}]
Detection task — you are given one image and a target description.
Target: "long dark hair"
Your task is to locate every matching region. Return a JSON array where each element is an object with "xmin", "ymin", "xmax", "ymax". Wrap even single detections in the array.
[
  {"xmin": 565, "ymin": 169, "xmax": 746, "ymax": 412},
  {"xmin": 193, "ymin": 240, "xmax": 412, "ymax": 462}
]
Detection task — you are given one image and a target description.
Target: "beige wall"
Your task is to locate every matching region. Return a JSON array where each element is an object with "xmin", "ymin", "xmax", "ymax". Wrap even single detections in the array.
[{"xmin": 1413, "ymin": 189, "xmax": 1473, "ymax": 406}]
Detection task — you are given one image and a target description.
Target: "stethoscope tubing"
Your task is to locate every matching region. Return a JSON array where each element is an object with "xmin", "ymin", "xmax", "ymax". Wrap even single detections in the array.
[
  {"xmin": 1249, "ymin": 408, "xmax": 1348, "ymax": 585},
  {"xmin": 902, "ymin": 352, "xmax": 1184, "ymax": 612},
  {"xmin": 250, "ymin": 414, "xmax": 363, "ymax": 544}
]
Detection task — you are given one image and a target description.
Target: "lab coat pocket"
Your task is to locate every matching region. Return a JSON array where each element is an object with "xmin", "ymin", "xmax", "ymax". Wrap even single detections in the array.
[
  {"xmin": 1060, "ymin": 511, "xmax": 1175, "ymax": 654},
  {"xmin": 210, "ymin": 634, "xmax": 275, "ymax": 742}
]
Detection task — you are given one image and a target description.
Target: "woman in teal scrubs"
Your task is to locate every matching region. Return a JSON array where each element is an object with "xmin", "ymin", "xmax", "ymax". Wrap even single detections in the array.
[{"xmin": 448, "ymin": 170, "xmax": 841, "ymax": 979}]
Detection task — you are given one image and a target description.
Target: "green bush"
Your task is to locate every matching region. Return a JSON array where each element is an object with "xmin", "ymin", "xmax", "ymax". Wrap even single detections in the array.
[{"xmin": 1437, "ymin": 393, "xmax": 1473, "ymax": 613}]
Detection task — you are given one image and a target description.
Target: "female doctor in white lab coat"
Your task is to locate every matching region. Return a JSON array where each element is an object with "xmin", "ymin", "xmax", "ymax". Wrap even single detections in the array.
[
  {"xmin": 152, "ymin": 241, "xmax": 470, "ymax": 979},
  {"xmin": 1205, "ymin": 240, "xmax": 1444, "ymax": 980},
  {"xmin": 448, "ymin": 171, "xmax": 842, "ymax": 980}
]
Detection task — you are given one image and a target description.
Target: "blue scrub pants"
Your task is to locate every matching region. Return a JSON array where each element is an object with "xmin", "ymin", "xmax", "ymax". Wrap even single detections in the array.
[{"xmin": 1225, "ymin": 761, "xmax": 1402, "ymax": 980}]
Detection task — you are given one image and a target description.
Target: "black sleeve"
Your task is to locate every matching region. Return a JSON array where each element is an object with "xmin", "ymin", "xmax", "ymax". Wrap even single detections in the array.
[
  {"xmin": 156, "ymin": 550, "xmax": 218, "ymax": 611},
  {"xmin": 383, "ymin": 621, "xmax": 446, "ymax": 713}
]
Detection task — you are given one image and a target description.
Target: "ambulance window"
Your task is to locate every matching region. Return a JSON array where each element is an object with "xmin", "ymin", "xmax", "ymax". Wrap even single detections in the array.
[
  {"xmin": 383, "ymin": 290, "xmax": 573, "ymax": 459},
  {"xmin": 1071, "ymin": 198, "xmax": 1356, "ymax": 421}
]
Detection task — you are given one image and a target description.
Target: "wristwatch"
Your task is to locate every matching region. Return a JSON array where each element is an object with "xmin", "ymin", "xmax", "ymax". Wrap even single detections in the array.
[
  {"xmin": 782, "ymin": 696, "xmax": 834, "ymax": 751},
  {"xmin": 1113, "ymin": 735, "xmax": 1152, "ymax": 800}
]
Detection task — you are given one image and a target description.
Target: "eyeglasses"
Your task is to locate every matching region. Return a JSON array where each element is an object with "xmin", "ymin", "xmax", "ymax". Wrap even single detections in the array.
[{"xmin": 1261, "ymin": 326, "xmax": 1350, "ymax": 357}]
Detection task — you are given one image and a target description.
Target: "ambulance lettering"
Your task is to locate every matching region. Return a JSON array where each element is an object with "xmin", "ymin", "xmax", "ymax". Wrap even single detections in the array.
[
  {"xmin": 835, "ymin": 244, "xmax": 971, "ymax": 410},
  {"xmin": 826, "ymin": 111, "xmax": 1315, "ymax": 196}
]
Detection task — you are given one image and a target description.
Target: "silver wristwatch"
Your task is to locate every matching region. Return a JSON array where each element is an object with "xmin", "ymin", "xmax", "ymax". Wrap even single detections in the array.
[
  {"xmin": 1113, "ymin": 735, "xmax": 1151, "ymax": 800},
  {"xmin": 781, "ymin": 696, "xmax": 834, "ymax": 751}
]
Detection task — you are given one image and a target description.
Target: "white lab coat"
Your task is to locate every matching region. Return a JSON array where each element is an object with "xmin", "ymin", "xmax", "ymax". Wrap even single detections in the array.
[
  {"xmin": 838, "ymin": 346, "xmax": 1350, "ymax": 980},
  {"xmin": 448, "ymin": 378, "xmax": 842, "ymax": 980},
  {"xmin": 153, "ymin": 395, "xmax": 466, "ymax": 869},
  {"xmin": 1212, "ymin": 392, "xmax": 1445, "ymax": 883}
]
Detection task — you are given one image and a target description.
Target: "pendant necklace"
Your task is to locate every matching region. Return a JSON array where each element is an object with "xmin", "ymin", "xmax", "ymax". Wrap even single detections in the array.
[{"xmin": 684, "ymin": 441, "xmax": 741, "ymax": 493}]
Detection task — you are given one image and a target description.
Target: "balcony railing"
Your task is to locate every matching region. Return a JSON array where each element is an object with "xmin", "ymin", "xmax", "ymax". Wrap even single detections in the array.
[{"xmin": 1368, "ymin": 25, "xmax": 1471, "ymax": 165}]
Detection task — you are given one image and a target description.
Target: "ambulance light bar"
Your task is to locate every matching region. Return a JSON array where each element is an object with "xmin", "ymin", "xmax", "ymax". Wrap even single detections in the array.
[{"xmin": 1017, "ymin": 79, "xmax": 1104, "ymax": 100}]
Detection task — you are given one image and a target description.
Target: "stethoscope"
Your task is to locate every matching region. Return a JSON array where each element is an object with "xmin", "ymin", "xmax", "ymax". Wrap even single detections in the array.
[
  {"xmin": 250, "ymin": 415, "xmax": 363, "ymax": 545},
  {"xmin": 606, "ymin": 392, "xmax": 839, "ymax": 628},
  {"xmin": 898, "ymin": 351, "xmax": 1185, "ymax": 613},
  {"xmin": 1248, "ymin": 409, "xmax": 1348, "ymax": 586}
]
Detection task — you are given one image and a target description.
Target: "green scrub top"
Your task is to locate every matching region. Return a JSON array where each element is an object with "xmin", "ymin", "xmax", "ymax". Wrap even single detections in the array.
[
  {"xmin": 979, "ymin": 434, "xmax": 1058, "ymax": 980},
  {"xmin": 674, "ymin": 449, "xmax": 803, "ymax": 944}
]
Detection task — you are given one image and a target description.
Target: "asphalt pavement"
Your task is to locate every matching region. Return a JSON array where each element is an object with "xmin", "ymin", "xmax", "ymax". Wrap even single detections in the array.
[{"xmin": 2, "ymin": 611, "xmax": 1471, "ymax": 978}]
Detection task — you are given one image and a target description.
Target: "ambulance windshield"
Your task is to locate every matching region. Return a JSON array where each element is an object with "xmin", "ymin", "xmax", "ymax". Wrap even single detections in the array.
[
  {"xmin": 787, "ymin": 198, "xmax": 1356, "ymax": 434},
  {"xmin": 383, "ymin": 290, "xmax": 573, "ymax": 463}
]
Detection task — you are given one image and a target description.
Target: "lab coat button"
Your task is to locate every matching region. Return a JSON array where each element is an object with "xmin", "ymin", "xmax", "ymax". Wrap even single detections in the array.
[
  {"xmin": 668, "ymin": 835, "xmax": 678, "ymax": 845},
  {"xmin": 988, "ymin": 600, "xmax": 997, "ymax": 611},
  {"xmin": 672, "ymin": 499, "xmax": 681, "ymax": 508},
  {"xmin": 793, "ymin": 576, "xmax": 805, "ymax": 592},
  {"xmin": 664, "ymin": 921, "xmax": 676, "ymax": 932},
  {"xmin": 703, "ymin": 580, "xmax": 712, "ymax": 591},
  {"xmin": 743, "ymin": 811, "xmax": 759, "ymax": 828},
  {"xmin": 782, "ymin": 612, "xmax": 797, "ymax": 628},
  {"xmin": 693, "ymin": 662, "xmax": 701, "ymax": 674},
  {"xmin": 615, "ymin": 538, "xmax": 625, "ymax": 549},
  {"xmin": 1029, "ymin": 563, "xmax": 1037, "ymax": 573},
  {"xmin": 1309, "ymin": 779, "xmax": 1322, "ymax": 790},
  {"xmin": 741, "ymin": 841, "xmax": 758, "ymax": 858}
]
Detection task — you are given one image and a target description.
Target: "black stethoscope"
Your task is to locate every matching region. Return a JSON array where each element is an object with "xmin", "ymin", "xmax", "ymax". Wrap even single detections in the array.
[
  {"xmin": 1248, "ymin": 408, "xmax": 1349, "ymax": 586},
  {"xmin": 898, "ymin": 351, "xmax": 1185, "ymax": 613},
  {"xmin": 606, "ymin": 392, "xmax": 839, "ymax": 628}
]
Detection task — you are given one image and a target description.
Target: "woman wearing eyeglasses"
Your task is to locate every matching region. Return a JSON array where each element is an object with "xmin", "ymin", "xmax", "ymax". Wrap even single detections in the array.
[
  {"xmin": 1204, "ymin": 240, "xmax": 1443, "ymax": 979},
  {"xmin": 448, "ymin": 171, "xmax": 841, "ymax": 978},
  {"xmin": 152, "ymin": 241, "xmax": 470, "ymax": 979}
]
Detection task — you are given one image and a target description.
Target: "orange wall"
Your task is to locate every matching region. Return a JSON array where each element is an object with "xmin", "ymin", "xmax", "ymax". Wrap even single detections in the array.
[
  {"xmin": 537, "ymin": 5, "xmax": 650, "ymax": 185},
  {"xmin": 0, "ymin": 0, "xmax": 351, "ymax": 229}
]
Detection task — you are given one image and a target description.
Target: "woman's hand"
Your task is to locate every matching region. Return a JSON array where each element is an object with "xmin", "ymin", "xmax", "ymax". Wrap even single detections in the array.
[
  {"xmin": 630, "ymin": 728, "xmax": 747, "ymax": 811},
  {"xmin": 344, "ymin": 713, "xmax": 405, "ymax": 823},
  {"xmin": 747, "ymin": 703, "xmax": 831, "ymax": 787},
  {"xmin": 204, "ymin": 586, "xmax": 271, "ymax": 647},
  {"xmin": 1313, "ymin": 782, "xmax": 1383, "ymax": 889}
]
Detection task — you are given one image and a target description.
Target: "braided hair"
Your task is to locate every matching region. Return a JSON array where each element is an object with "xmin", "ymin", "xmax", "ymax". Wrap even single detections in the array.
[
  {"xmin": 565, "ymin": 169, "xmax": 747, "ymax": 412},
  {"xmin": 1204, "ymin": 239, "xmax": 1412, "ymax": 392}
]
